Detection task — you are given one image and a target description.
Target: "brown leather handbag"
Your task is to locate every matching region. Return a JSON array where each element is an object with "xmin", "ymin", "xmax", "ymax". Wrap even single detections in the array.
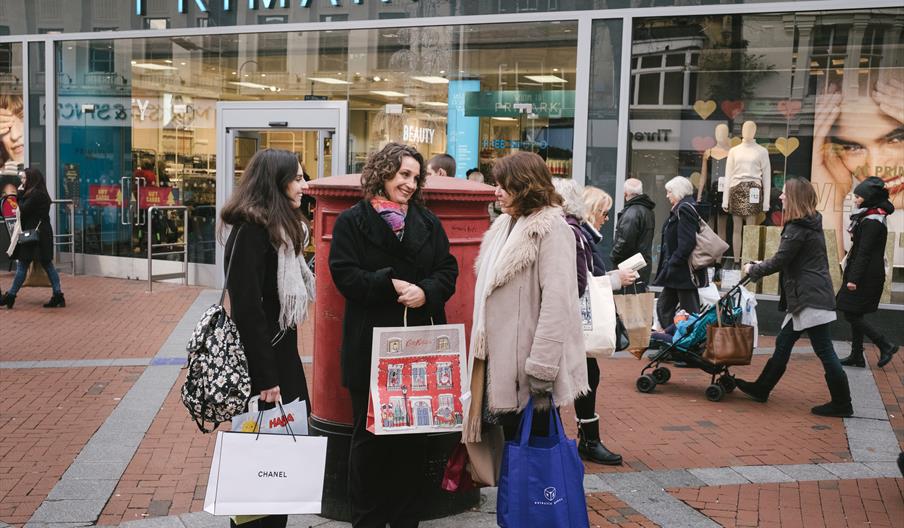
[{"xmin": 703, "ymin": 303, "xmax": 754, "ymax": 366}]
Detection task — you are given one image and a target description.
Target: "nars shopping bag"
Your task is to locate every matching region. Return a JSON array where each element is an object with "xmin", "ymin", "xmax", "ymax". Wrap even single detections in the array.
[
  {"xmin": 231, "ymin": 397, "xmax": 309, "ymax": 435},
  {"xmin": 613, "ymin": 290, "xmax": 655, "ymax": 359},
  {"xmin": 369, "ymin": 316, "xmax": 467, "ymax": 435},
  {"xmin": 203, "ymin": 430, "xmax": 327, "ymax": 516},
  {"xmin": 581, "ymin": 274, "xmax": 617, "ymax": 357},
  {"xmin": 496, "ymin": 397, "xmax": 589, "ymax": 528}
]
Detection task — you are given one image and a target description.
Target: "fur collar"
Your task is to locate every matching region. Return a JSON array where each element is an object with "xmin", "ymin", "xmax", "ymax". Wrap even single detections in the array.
[{"xmin": 476, "ymin": 206, "xmax": 564, "ymax": 296}]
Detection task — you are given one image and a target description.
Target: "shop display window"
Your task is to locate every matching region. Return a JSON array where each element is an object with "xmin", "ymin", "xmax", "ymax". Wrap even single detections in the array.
[{"xmin": 628, "ymin": 9, "xmax": 904, "ymax": 303}]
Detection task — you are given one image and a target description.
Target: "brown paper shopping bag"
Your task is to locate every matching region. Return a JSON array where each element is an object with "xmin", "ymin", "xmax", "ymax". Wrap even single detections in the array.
[{"xmin": 613, "ymin": 292, "xmax": 654, "ymax": 359}]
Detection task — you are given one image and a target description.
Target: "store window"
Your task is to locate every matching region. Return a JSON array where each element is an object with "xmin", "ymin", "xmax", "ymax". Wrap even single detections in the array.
[
  {"xmin": 56, "ymin": 20, "xmax": 578, "ymax": 269},
  {"xmin": 629, "ymin": 9, "xmax": 904, "ymax": 304},
  {"xmin": 1, "ymin": 41, "xmax": 24, "ymax": 269}
]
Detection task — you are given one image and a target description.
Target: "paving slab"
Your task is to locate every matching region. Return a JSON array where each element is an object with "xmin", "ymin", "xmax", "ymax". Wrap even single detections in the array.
[
  {"xmin": 645, "ymin": 469, "xmax": 704, "ymax": 489},
  {"xmin": 775, "ymin": 464, "xmax": 837, "ymax": 482},
  {"xmin": 819, "ymin": 462, "xmax": 882, "ymax": 479},
  {"xmin": 845, "ymin": 365, "xmax": 890, "ymax": 420},
  {"xmin": 583, "ymin": 473, "xmax": 615, "ymax": 493},
  {"xmin": 29, "ymin": 500, "xmax": 109, "ymax": 523},
  {"xmin": 119, "ymin": 517, "xmax": 188, "ymax": 528},
  {"xmin": 688, "ymin": 467, "xmax": 750, "ymax": 486},
  {"xmin": 844, "ymin": 417, "xmax": 900, "ymax": 462},
  {"xmin": 864, "ymin": 461, "xmax": 904, "ymax": 477},
  {"xmin": 478, "ymin": 487, "xmax": 498, "ymax": 513},
  {"xmin": 730, "ymin": 465, "xmax": 795, "ymax": 483},
  {"xmin": 45, "ymin": 479, "xmax": 118, "ymax": 501}
]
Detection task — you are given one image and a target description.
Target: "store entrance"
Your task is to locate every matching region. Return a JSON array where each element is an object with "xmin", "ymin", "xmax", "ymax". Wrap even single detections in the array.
[{"xmin": 214, "ymin": 101, "xmax": 348, "ymax": 286}]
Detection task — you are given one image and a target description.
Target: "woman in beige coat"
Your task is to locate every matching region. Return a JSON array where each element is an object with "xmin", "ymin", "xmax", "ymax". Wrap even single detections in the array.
[{"xmin": 465, "ymin": 151, "xmax": 589, "ymax": 443}]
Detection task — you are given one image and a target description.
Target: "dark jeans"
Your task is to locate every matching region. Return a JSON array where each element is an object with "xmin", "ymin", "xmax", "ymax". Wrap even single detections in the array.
[
  {"xmin": 843, "ymin": 311, "xmax": 890, "ymax": 351},
  {"xmin": 9, "ymin": 258, "xmax": 62, "ymax": 295},
  {"xmin": 573, "ymin": 358, "xmax": 600, "ymax": 421},
  {"xmin": 771, "ymin": 321, "xmax": 847, "ymax": 397},
  {"xmin": 656, "ymin": 287, "xmax": 700, "ymax": 328},
  {"xmin": 348, "ymin": 390, "xmax": 426, "ymax": 528}
]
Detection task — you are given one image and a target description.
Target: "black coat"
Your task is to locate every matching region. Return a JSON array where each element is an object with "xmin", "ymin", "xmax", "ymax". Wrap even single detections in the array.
[
  {"xmin": 612, "ymin": 194, "xmax": 656, "ymax": 284},
  {"xmin": 11, "ymin": 188, "xmax": 54, "ymax": 263},
  {"xmin": 836, "ymin": 209, "xmax": 891, "ymax": 314},
  {"xmin": 224, "ymin": 223, "xmax": 309, "ymax": 404},
  {"xmin": 653, "ymin": 197, "xmax": 707, "ymax": 290},
  {"xmin": 329, "ymin": 200, "xmax": 459, "ymax": 392},
  {"xmin": 748, "ymin": 214, "xmax": 835, "ymax": 314}
]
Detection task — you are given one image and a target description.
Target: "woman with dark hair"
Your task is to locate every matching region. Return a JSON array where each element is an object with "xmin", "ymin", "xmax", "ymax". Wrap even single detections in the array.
[
  {"xmin": 328, "ymin": 142, "xmax": 458, "ymax": 528},
  {"xmin": 836, "ymin": 177, "xmax": 898, "ymax": 368},
  {"xmin": 220, "ymin": 148, "xmax": 315, "ymax": 528},
  {"xmin": 3, "ymin": 168, "xmax": 64, "ymax": 309},
  {"xmin": 465, "ymin": 151, "xmax": 588, "ymax": 450},
  {"xmin": 737, "ymin": 178, "xmax": 852, "ymax": 417}
]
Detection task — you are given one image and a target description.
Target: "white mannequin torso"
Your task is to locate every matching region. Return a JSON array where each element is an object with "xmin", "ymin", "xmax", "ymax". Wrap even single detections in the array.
[{"xmin": 723, "ymin": 140, "xmax": 771, "ymax": 209}]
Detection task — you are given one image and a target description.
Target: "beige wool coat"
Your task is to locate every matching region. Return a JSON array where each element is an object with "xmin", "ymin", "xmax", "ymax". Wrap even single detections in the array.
[{"xmin": 474, "ymin": 205, "xmax": 589, "ymax": 414}]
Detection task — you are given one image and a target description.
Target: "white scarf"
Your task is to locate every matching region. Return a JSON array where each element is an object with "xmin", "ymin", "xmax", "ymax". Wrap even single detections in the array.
[{"xmin": 276, "ymin": 225, "xmax": 316, "ymax": 333}]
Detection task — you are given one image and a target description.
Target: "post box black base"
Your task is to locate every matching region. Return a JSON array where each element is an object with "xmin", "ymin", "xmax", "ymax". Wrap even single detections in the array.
[{"xmin": 310, "ymin": 415, "xmax": 480, "ymax": 522}]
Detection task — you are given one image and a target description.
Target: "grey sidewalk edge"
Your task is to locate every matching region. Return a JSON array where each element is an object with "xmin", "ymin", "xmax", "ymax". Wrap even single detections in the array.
[
  {"xmin": 843, "ymin": 364, "xmax": 898, "ymax": 463},
  {"xmin": 26, "ymin": 290, "xmax": 216, "ymax": 528}
]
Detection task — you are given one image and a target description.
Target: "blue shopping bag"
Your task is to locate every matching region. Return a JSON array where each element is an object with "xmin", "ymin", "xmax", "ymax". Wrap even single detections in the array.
[{"xmin": 496, "ymin": 397, "xmax": 589, "ymax": 528}]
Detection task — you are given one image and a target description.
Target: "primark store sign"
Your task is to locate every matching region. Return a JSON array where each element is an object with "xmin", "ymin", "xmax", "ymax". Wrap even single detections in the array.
[{"xmin": 137, "ymin": 0, "xmax": 417, "ymax": 14}]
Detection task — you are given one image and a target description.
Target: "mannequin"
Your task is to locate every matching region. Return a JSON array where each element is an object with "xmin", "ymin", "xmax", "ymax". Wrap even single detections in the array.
[
  {"xmin": 697, "ymin": 123, "xmax": 730, "ymax": 245},
  {"xmin": 723, "ymin": 121, "xmax": 771, "ymax": 264}
]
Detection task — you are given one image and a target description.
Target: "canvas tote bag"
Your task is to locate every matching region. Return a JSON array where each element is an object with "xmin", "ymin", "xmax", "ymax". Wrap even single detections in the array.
[{"xmin": 581, "ymin": 274, "xmax": 617, "ymax": 357}]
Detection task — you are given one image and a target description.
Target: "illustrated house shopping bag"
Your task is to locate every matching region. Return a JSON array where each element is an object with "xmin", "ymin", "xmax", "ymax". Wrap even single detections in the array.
[
  {"xmin": 203, "ymin": 423, "xmax": 327, "ymax": 515},
  {"xmin": 496, "ymin": 397, "xmax": 590, "ymax": 528},
  {"xmin": 369, "ymin": 315, "xmax": 467, "ymax": 435}
]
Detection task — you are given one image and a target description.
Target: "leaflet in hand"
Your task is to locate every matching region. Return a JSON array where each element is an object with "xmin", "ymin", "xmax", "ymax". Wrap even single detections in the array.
[{"xmin": 617, "ymin": 253, "xmax": 647, "ymax": 273}]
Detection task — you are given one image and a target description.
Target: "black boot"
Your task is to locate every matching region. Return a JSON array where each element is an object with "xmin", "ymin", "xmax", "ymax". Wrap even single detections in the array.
[
  {"xmin": 576, "ymin": 415, "xmax": 622, "ymax": 466},
  {"xmin": 877, "ymin": 341, "xmax": 899, "ymax": 368},
  {"xmin": 735, "ymin": 358, "xmax": 786, "ymax": 403},
  {"xmin": 43, "ymin": 292, "xmax": 65, "ymax": 308},
  {"xmin": 839, "ymin": 346, "xmax": 866, "ymax": 368},
  {"xmin": 1, "ymin": 293, "xmax": 15, "ymax": 309},
  {"xmin": 811, "ymin": 371, "xmax": 853, "ymax": 417}
]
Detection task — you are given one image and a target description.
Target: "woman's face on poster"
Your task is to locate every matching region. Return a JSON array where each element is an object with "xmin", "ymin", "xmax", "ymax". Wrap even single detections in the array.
[
  {"xmin": 0, "ymin": 114, "xmax": 24, "ymax": 163},
  {"xmin": 831, "ymin": 97, "xmax": 904, "ymax": 197}
]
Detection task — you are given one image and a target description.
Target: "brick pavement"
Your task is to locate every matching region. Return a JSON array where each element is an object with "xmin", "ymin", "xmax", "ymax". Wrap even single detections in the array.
[
  {"xmin": 667, "ymin": 478, "xmax": 904, "ymax": 528},
  {"xmin": 0, "ymin": 272, "xmax": 202, "ymax": 361},
  {"xmin": 585, "ymin": 492, "xmax": 660, "ymax": 528},
  {"xmin": 0, "ymin": 366, "xmax": 144, "ymax": 525}
]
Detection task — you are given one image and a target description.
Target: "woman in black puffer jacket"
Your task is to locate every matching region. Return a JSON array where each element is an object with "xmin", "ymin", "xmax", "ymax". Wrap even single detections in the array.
[
  {"xmin": 2, "ymin": 168, "xmax": 64, "ymax": 309},
  {"xmin": 836, "ymin": 177, "xmax": 898, "ymax": 368},
  {"xmin": 737, "ymin": 178, "xmax": 851, "ymax": 418}
]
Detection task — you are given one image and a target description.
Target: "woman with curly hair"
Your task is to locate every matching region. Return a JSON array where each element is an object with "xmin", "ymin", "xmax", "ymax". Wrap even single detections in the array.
[{"xmin": 328, "ymin": 142, "xmax": 458, "ymax": 528}]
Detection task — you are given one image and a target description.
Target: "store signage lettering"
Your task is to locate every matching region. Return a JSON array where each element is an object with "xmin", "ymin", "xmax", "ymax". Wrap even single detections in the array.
[
  {"xmin": 631, "ymin": 129, "xmax": 673, "ymax": 142},
  {"xmin": 402, "ymin": 125, "xmax": 435, "ymax": 145},
  {"xmin": 53, "ymin": 97, "xmax": 214, "ymax": 128},
  {"xmin": 481, "ymin": 138, "xmax": 548, "ymax": 151},
  {"xmin": 137, "ymin": 0, "xmax": 416, "ymax": 14},
  {"xmin": 465, "ymin": 91, "xmax": 575, "ymax": 118}
]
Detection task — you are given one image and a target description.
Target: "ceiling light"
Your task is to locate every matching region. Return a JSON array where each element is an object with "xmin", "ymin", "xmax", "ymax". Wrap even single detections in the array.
[
  {"xmin": 229, "ymin": 81, "xmax": 279, "ymax": 91},
  {"xmin": 180, "ymin": 62, "xmax": 186, "ymax": 66},
  {"xmin": 373, "ymin": 76, "xmax": 382, "ymax": 82},
  {"xmin": 553, "ymin": 68, "xmax": 559, "ymax": 72},
  {"xmin": 420, "ymin": 101, "xmax": 448, "ymax": 107},
  {"xmin": 308, "ymin": 77, "xmax": 351, "ymax": 84},
  {"xmin": 492, "ymin": 117, "xmax": 517, "ymax": 121},
  {"xmin": 439, "ymin": 70, "xmax": 446, "ymax": 74},
  {"xmin": 371, "ymin": 90, "xmax": 408, "ymax": 97},
  {"xmin": 164, "ymin": 59, "xmax": 173, "ymax": 64},
  {"xmin": 412, "ymin": 76, "xmax": 449, "ymax": 84},
  {"xmin": 524, "ymin": 75, "xmax": 567, "ymax": 83},
  {"xmin": 132, "ymin": 63, "xmax": 178, "ymax": 71}
]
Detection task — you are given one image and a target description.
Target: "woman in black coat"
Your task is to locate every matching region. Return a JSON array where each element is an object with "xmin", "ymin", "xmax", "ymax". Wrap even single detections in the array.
[
  {"xmin": 653, "ymin": 176, "xmax": 708, "ymax": 328},
  {"xmin": 2, "ymin": 168, "xmax": 64, "ymax": 309},
  {"xmin": 329, "ymin": 143, "xmax": 458, "ymax": 528},
  {"xmin": 837, "ymin": 177, "xmax": 898, "ymax": 368},
  {"xmin": 220, "ymin": 149, "xmax": 315, "ymax": 528},
  {"xmin": 738, "ymin": 178, "xmax": 852, "ymax": 418}
]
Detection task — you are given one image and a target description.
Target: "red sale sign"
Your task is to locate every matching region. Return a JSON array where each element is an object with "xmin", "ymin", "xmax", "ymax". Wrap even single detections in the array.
[{"xmin": 88, "ymin": 185, "xmax": 122, "ymax": 207}]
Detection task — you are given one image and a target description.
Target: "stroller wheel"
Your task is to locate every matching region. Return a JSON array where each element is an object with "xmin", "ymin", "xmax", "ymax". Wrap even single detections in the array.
[
  {"xmin": 636, "ymin": 374, "xmax": 657, "ymax": 393},
  {"xmin": 652, "ymin": 367, "xmax": 671, "ymax": 384},
  {"xmin": 718, "ymin": 375, "xmax": 736, "ymax": 393},
  {"xmin": 705, "ymin": 383, "xmax": 725, "ymax": 402}
]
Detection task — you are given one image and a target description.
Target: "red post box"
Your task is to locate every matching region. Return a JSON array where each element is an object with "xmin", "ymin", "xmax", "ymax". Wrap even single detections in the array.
[{"xmin": 306, "ymin": 174, "xmax": 495, "ymax": 520}]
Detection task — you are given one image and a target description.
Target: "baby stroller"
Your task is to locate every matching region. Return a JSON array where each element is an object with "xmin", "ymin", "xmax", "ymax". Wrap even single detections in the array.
[{"xmin": 636, "ymin": 277, "xmax": 753, "ymax": 402}]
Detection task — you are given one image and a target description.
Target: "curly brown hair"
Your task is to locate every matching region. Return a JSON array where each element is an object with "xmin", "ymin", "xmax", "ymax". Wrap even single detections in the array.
[
  {"xmin": 492, "ymin": 151, "xmax": 562, "ymax": 217},
  {"xmin": 360, "ymin": 142, "xmax": 426, "ymax": 201}
]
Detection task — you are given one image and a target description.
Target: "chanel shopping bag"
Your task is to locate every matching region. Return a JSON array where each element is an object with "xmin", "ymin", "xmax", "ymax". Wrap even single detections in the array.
[{"xmin": 204, "ymin": 408, "xmax": 327, "ymax": 516}]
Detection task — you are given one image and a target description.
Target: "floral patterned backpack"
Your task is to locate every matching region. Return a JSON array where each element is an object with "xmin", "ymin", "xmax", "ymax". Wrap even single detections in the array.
[{"xmin": 182, "ymin": 226, "xmax": 251, "ymax": 433}]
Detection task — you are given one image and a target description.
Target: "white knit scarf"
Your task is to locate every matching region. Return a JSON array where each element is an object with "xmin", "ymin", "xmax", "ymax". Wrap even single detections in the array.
[{"xmin": 276, "ymin": 226, "xmax": 316, "ymax": 333}]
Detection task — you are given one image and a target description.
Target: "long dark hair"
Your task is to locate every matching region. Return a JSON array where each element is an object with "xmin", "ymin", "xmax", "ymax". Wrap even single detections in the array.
[
  {"xmin": 360, "ymin": 142, "xmax": 426, "ymax": 202},
  {"xmin": 220, "ymin": 149, "xmax": 307, "ymax": 254},
  {"xmin": 22, "ymin": 168, "xmax": 48, "ymax": 198}
]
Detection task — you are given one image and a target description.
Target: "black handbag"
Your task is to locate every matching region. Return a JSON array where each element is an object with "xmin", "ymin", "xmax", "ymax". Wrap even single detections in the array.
[{"xmin": 18, "ymin": 220, "xmax": 41, "ymax": 246}]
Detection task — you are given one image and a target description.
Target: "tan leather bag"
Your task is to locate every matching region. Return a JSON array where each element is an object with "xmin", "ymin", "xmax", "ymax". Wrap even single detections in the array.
[
  {"xmin": 463, "ymin": 358, "xmax": 504, "ymax": 486},
  {"xmin": 678, "ymin": 204, "xmax": 730, "ymax": 270},
  {"xmin": 703, "ymin": 303, "xmax": 754, "ymax": 366}
]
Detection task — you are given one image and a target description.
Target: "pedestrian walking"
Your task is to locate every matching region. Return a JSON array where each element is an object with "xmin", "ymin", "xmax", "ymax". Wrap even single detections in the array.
[
  {"xmin": 836, "ymin": 176, "xmax": 898, "ymax": 368},
  {"xmin": 465, "ymin": 151, "xmax": 588, "ymax": 446},
  {"xmin": 219, "ymin": 149, "xmax": 316, "ymax": 528},
  {"xmin": 2, "ymin": 168, "xmax": 65, "ymax": 309},
  {"xmin": 328, "ymin": 142, "xmax": 458, "ymax": 528},
  {"xmin": 652, "ymin": 176, "xmax": 707, "ymax": 328},
  {"xmin": 736, "ymin": 178, "xmax": 853, "ymax": 417},
  {"xmin": 554, "ymin": 178, "xmax": 636, "ymax": 466},
  {"xmin": 611, "ymin": 178, "xmax": 656, "ymax": 287}
]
